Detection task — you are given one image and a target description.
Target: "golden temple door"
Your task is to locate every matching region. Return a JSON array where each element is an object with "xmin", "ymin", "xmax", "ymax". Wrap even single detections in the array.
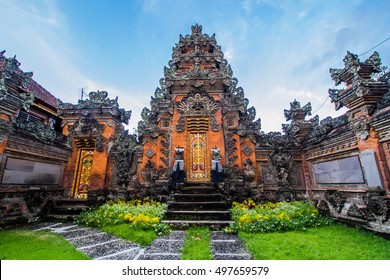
[
  {"xmin": 71, "ymin": 148, "xmax": 94, "ymax": 199},
  {"xmin": 187, "ymin": 118, "xmax": 210, "ymax": 182}
]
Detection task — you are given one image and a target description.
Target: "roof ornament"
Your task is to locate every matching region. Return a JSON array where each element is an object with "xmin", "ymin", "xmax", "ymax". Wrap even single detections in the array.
[{"xmin": 191, "ymin": 24, "xmax": 202, "ymax": 35}]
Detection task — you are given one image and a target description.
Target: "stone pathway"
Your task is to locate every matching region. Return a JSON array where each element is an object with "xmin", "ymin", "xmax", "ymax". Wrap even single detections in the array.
[
  {"xmin": 211, "ymin": 232, "xmax": 252, "ymax": 260},
  {"xmin": 26, "ymin": 222, "xmax": 252, "ymax": 260},
  {"xmin": 138, "ymin": 231, "xmax": 186, "ymax": 260}
]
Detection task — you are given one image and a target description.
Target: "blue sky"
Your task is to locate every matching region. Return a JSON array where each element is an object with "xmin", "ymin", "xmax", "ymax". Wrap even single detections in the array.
[{"xmin": 1, "ymin": 0, "xmax": 389, "ymax": 132}]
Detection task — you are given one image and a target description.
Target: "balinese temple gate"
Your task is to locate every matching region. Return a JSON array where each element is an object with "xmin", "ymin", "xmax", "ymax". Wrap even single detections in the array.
[
  {"xmin": 1, "ymin": 25, "xmax": 389, "ymax": 234},
  {"xmin": 137, "ymin": 24, "xmax": 261, "ymax": 198}
]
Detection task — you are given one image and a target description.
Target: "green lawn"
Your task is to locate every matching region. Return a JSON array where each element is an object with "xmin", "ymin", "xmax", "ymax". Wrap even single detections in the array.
[
  {"xmin": 181, "ymin": 227, "xmax": 212, "ymax": 260},
  {"xmin": 100, "ymin": 224, "xmax": 157, "ymax": 247},
  {"xmin": 0, "ymin": 230, "xmax": 90, "ymax": 260},
  {"xmin": 1, "ymin": 224, "xmax": 389, "ymax": 260},
  {"xmin": 239, "ymin": 224, "xmax": 390, "ymax": 260}
]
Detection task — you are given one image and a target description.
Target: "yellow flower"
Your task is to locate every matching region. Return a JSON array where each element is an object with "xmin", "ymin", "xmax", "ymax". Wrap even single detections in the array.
[
  {"xmin": 124, "ymin": 213, "xmax": 133, "ymax": 221},
  {"xmin": 278, "ymin": 212, "xmax": 290, "ymax": 221},
  {"xmin": 255, "ymin": 213, "xmax": 263, "ymax": 220},
  {"xmin": 239, "ymin": 214, "xmax": 252, "ymax": 223}
]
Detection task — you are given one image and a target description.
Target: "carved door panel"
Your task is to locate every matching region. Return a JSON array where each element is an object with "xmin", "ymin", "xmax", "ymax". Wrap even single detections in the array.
[
  {"xmin": 72, "ymin": 148, "xmax": 94, "ymax": 199},
  {"xmin": 187, "ymin": 132, "xmax": 210, "ymax": 182}
]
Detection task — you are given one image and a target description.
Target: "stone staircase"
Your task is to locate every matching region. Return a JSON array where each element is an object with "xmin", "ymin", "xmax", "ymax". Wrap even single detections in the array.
[
  {"xmin": 163, "ymin": 183, "xmax": 232, "ymax": 230},
  {"xmin": 45, "ymin": 199, "xmax": 90, "ymax": 221}
]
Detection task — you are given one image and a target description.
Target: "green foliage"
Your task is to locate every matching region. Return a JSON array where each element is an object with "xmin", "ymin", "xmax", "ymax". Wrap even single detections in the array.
[
  {"xmin": 181, "ymin": 227, "xmax": 212, "ymax": 260},
  {"xmin": 77, "ymin": 198, "xmax": 170, "ymax": 236},
  {"xmin": 0, "ymin": 230, "xmax": 90, "ymax": 260},
  {"xmin": 239, "ymin": 224, "xmax": 390, "ymax": 260},
  {"xmin": 224, "ymin": 200, "xmax": 333, "ymax": 233}
]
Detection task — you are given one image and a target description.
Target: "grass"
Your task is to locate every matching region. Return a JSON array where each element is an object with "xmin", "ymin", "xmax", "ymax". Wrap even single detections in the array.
[
  {"xmin": 181, "ymin": 227, "xmax": 212, "ymax": 260},
  {"xmin": 100, "ymin": 224, "xmax": 157, "ymax": 247},
  {"xmin": 239, "ymin": 224, "xmax": 390, "ymax": 260},
  {"xmin": 0, "ymin": 229, "xmax": 90, "ymax": 260}
]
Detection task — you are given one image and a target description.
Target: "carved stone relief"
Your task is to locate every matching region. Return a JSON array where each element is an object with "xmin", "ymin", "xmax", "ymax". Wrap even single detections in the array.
[
  {"xmin": 141, "ymin": 160, "xmax": 158, "ymax": 183},
  {"xmin": 0, "ymin": 118, "xmax": 12, "ymax": 143},
  {"xmin": 324, "ymin": 190, "xmax": 347, "ymax": 213},
  {"xmin": 268, "ymin": 147, "xmax": 294, "ymax": 189},
  {"xmin": 349, "ymin": 115, "xmax": 370, "ymax": 140},
  {"xmin": 262, "ymin": 164, "xmax": 278, "ymax": 184},
  {"xmin": 242, "ymin": 145, "xmax": 253, "ymax": 157},
  {"xmin": 243, "ymin": 158, "xmax": 255, "ymax": 182},
  {"xmin": 68, "ymin": 117, "xmax": 107, "ymax": 152},
  {"xmin": 145, "ymin": 148, "xmax": 156, "ymax": 159},
  {"xmin": 110, "ymin": 126, "xmax": 138, "ymax": 188},
  {"xmin": 175, "ymin": 88, "xmax": 221, "ymax": 132}
]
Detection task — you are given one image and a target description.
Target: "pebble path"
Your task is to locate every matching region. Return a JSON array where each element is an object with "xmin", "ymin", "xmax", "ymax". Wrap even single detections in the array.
[{"xmin": 26, "ymin": 222, "xmax": 252, "ymax": 260}]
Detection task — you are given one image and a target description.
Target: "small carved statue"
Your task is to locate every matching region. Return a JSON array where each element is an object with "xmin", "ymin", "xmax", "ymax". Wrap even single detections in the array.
[
  {"xmin": 269, "ymin": 147, "xmax": 293, "ymax": 188},
  {"xmin": 170, "ymin": 147, "xmax": 185, "ymax": 191},
  {"xmin": 243, "ymin": 158, "xmax": 255, "ymax": 182}
]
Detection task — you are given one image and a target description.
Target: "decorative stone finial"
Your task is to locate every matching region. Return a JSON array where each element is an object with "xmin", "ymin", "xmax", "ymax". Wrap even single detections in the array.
[{"xmin": 191, "ymin": 24, "xmax": 202, "ymax": 35}]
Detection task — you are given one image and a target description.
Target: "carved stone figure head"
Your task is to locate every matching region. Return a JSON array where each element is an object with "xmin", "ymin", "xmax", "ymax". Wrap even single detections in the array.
[{"xmin": 174, "ymin": 147, "xmax": 184, "ymax": 160}]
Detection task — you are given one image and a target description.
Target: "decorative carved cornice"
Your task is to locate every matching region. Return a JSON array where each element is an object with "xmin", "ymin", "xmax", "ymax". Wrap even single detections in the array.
[
  {"xmin": 68, "ymin": 117, "xmax": 106, "ymax": 152},
  {"xmin": 15, "ymin": 118, "xmax": 56, "ymax": 144},
  {"xmin": 305, "ymin": 115, "xmax": 349, "ymax": 144},
  {"xmin": 6, "ymin": 133, "xmax": 71, "ymax": 161},
  {"xmin": 58, "ymin": 90, "xmax": 131, "ymax": 125},
  {"xmin": 304, "ymin": 134, "xmax": 358, "ymax": 159}
]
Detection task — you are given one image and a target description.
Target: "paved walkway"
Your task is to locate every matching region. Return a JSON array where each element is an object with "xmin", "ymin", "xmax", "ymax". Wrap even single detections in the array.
[{"xmin": 26, "ymin": 222, "xmax": 252, "ymax": 260}]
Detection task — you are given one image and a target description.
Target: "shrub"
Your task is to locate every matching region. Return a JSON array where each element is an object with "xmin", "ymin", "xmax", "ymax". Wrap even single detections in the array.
[
  {"xmin": 224, "ymin": 200, "xmax": 332, "ymax": 233},
  {"xmin": 77, "ymin": 198, "xmax": 170, "ymax": 235}
]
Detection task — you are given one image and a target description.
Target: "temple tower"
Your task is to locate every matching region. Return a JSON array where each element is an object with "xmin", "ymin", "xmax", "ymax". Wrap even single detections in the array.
[{"xmin": 137, "ymin": 24, "xmax": 261, "ymax": 194}]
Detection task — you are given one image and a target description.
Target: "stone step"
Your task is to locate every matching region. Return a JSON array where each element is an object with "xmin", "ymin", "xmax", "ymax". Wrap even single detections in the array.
[
  {"xmin": 165, "ymin": 210, "xmax": 231, "ymax": 221},
  {"xmin": 168, "ymin": 201, "xmax": 228, "ymax": 211},
  {"xmin": 45, "ymin": 214, "xmax": 78, "ymax": 222},
  {"xmin": 51, "ymin": 205, "xmax": 90, "ymax": 212},
  {"xmin": 47, "ymin": 199, "xmax": 90, "ymax": 220},
  {"xmin": 179, "ymin": 186, "xmax": 218, "ymax": 194},
  {"xmin": 53, "ymin": 199, "xmax": 90, "ymax": 206},
  {"xmin": 162, "ymin": 220, "xmax": 232, "ymax": 230},
  {"xmin": 172, "ymin": 193, "xmax": 225, "ymax": 202}
]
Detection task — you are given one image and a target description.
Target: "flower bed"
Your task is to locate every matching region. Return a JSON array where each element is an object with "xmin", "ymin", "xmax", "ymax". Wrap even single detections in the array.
[
  {"xmin": 77, "ymin": 198, "xmax": 170, "ymax": 235},
  {"xmin": 225, "ymin": 200, "xmax": 332, "ymax": 233}
]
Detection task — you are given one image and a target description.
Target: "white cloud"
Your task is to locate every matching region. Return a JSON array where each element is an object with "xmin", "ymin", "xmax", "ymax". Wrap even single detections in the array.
[
  {"xmin": 1, "ymin": 0, "xmax": 64, "ymax": 26},
  {"xmin": 1, "ymin": 0, "xmax": 389, "ymax": 136}
]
